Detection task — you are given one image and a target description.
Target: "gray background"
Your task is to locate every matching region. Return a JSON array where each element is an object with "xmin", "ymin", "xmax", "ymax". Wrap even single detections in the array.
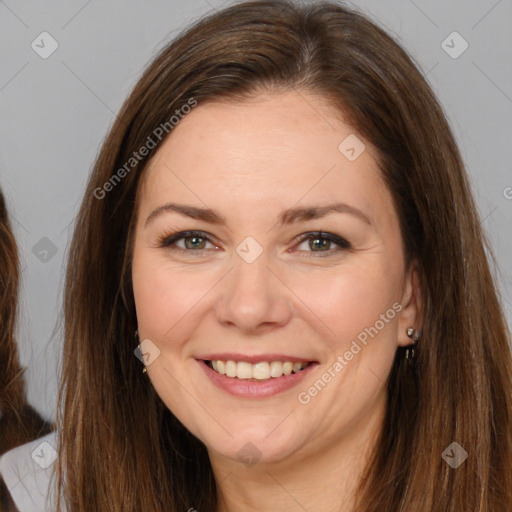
[{"xmin": 0, "ymin": 0, "xmax": 511, "ymax": 422}]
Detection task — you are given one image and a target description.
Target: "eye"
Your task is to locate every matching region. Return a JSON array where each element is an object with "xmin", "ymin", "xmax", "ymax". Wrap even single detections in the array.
[
  {"xmin": 158, "ymin": 230, "xmax": 218, "ymax": 253},
  {"xmin": 157, "ymin": 230, "xmax": 351, "ymax": 258},
  {"xmin": 293, "ymin": 232, "xmax": 351, "ymax": 257}
]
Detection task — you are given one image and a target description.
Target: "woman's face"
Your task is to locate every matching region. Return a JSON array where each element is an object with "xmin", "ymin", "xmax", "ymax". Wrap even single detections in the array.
[{"xmin": 131, "ymin": 90, "xmax": 420, "ymax": 466}]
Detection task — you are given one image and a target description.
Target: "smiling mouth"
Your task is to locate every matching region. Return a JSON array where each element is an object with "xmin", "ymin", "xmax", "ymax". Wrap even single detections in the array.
[{"xmin": 204, "ymin": 359, "xmax": 312, "ymax": 380}]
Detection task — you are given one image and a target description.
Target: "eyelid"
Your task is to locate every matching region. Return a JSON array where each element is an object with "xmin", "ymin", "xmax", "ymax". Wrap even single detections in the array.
[
  {"xmin": 158, "ymin": 230, "xmax": 219, "ymax": 250},
  {"xmin": 157, "ymin": 230, "xmax": 351, "ymax": 256},
  {"xmin": 292, "ymin": 231, "xmax": 351, "ymax": 256}
]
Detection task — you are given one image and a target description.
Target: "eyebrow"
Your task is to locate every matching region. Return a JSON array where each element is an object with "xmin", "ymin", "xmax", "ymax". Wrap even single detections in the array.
[{"xmin": 145, "ymin": 201, "xmax": 372, "ymax": 228}]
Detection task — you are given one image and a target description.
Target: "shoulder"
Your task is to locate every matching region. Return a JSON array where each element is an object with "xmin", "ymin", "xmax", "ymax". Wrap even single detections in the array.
[{"xmin": 0, "ymin": 432, "xmax": 61, "ymax": 512}]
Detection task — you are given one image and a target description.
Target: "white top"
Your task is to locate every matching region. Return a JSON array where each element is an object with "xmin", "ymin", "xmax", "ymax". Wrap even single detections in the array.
[{"xmin": 0, "ymin": 432, "xmax": 63, "ymax": 512}]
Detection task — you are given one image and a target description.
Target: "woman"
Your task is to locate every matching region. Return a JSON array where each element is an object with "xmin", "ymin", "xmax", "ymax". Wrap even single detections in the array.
[
  {"xmin": 2, "ymin": 0, "xmax": 511, "ymax": 510},
  {"xmin": 0, "ymin": 188, "xmax": 53, "ymax": 511}
]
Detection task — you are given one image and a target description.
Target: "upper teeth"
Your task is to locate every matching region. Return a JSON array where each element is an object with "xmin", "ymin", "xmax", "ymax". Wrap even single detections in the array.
[{"xmin": 210, "ymin": 360, "xmax": 308, "ymax": 380}]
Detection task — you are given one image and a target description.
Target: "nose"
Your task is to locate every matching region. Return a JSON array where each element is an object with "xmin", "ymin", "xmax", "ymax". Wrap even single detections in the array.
[{"xmin": 214, "ymin": 253, "xmax": 294, "ymax": 334}]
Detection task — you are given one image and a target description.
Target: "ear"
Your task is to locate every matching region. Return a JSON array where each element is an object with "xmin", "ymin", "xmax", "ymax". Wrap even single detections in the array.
[{"xmin": 396, "ymin": 260, "xmax": 423, "ymax": 348}]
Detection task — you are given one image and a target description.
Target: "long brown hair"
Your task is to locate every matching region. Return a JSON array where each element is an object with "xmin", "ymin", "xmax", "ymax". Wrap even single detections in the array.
[
  {"xmin": 0, "ymin": 188, "xmax": 52, "ymax": 456},
  {"xmin": 57, "ymin": 1, "xmax": 512, "ymax": 510},
  {"xmin": 0, "ymin": 188, "xmax": 26, "ymax": 445}
]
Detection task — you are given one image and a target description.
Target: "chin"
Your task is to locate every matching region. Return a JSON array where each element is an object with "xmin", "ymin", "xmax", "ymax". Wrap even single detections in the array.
[
  {"xmin": 208, "ymin": 436, "xmax": 299, "ymax": 466},
  {"xmin": 194, "ymin": 416, "xmax": 307, "ymax": 466}
]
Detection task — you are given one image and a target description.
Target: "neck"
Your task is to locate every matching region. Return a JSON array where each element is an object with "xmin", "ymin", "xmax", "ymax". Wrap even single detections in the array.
[{"xmin": 212, "ymin": 389, "xmax": 386, "ymax": 512}]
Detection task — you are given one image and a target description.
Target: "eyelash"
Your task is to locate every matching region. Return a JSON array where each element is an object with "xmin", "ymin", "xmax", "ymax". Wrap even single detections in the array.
[{"xmin": 157, "ymin": 230, "xmax": 351, "ymax": 258}]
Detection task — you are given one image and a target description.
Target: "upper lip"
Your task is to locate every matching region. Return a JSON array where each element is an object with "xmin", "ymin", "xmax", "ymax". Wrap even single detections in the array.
[{"xmin": 197, "ymin": 353, "xmax": 318, "ymax": 364}]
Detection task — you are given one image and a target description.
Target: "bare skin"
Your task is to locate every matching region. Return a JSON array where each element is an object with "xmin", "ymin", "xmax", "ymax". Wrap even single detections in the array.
[{"xmin": 131, "ymin": 90, "xmax": 422, "ymax": 511}]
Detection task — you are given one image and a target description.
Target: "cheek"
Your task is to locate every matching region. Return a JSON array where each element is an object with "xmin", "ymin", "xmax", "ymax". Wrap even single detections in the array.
[
  {"xmin": 132, "ymin": 252, "xmax": 217, "ymax": 341},
  {"xmin": 290, "ymin": 263, "xmax": 401, "ymax": 351},
  {"xmin": 291, "ymin": 268, "xmax": 401, "ymax": 422}
]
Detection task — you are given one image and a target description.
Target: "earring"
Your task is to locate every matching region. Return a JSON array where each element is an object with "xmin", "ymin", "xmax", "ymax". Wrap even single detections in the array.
[
  {"xmin": 405, "ymin": 327, "xmax": 421, "ymax": 361},
  {"xmin": 135, "ymin": 329, "xmax": 147, "ymax": 374}
]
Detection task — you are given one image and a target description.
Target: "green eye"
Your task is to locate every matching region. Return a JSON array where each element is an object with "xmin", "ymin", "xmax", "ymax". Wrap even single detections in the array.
[
  {"xmin": 158, "ymin": 230, "xmax": 351, "ymax": 258},
  {"xmin": 183, "ymin": 235, "xmax": 207, "ymax": 250},
  {"xmin": 295, "ymin": 232, "xmax": 351, "ymax": 256},
  {"xmin": 159, "ymin": 231, "xmax": 216, "ymax": 252}
]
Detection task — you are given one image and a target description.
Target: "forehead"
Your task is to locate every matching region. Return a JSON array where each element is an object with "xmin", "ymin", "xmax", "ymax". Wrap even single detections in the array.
[
  {"xmin": 138, "ymin": 90, "xmax": 394, "ymax": 224},
  {"xmin": 147, "ymin": 90, "xmax": 360, "ymax": 175}
]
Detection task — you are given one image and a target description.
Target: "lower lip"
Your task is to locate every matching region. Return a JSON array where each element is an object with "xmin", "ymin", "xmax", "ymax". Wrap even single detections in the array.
[{"xmin": 196, "ymin": 360, "xmax": 318, "ymax": 398}]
